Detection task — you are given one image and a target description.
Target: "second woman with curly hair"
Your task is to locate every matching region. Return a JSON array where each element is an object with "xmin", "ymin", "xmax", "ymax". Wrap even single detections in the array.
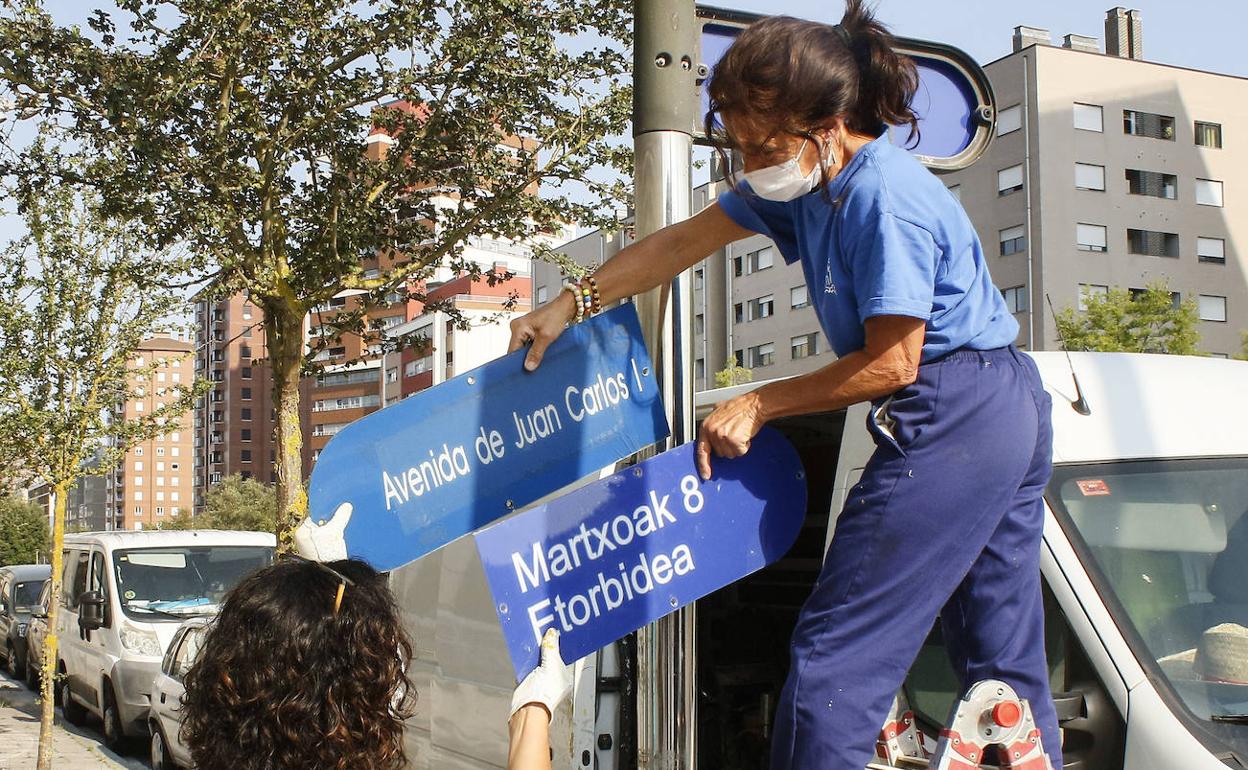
[{"xmin": 179, "ymin": 556, "xmax": 416, "ymax": 770}]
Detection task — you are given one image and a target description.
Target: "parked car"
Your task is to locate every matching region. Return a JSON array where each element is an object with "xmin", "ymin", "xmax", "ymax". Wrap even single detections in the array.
[
  {"xmin": 149, "ymin": 618, "xmax": 209, "ymax": 770},
  {"xmin": 0, "ymin": 564, "xmax": 52, "ymax": 682},
  {"xmin": 56, "ymin": 530, "xmax": 273, "ymax": 749},
  {"xmin": 24, "ymin": 578, "xmax": 52, "ymax": 691}
]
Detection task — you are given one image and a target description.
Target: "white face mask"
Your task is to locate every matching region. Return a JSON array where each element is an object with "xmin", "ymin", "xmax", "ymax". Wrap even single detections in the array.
[{"xmin": 732, "ymin": 138, "xmax": 822, "ymax": 202}]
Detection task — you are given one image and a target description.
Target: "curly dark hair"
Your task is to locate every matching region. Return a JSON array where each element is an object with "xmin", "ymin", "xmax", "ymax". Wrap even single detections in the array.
[{"xmin": 180, "ymin": 557, "xmax": 417, "ymax": 770}]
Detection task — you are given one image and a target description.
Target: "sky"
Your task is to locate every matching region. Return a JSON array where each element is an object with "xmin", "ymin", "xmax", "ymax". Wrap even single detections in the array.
[
  {"xmin": 3, "ymin": 1, "xmax": 1244, "ymax": 246},
  {"xmin": 711, "ymin": 0, "xmax": 1248, "ymax": 78}
]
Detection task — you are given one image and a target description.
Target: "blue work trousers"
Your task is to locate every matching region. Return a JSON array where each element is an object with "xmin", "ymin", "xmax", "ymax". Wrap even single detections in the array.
[{"xmin": 770, "ymin": 346, "xmax": 1062, "ymax": 770}]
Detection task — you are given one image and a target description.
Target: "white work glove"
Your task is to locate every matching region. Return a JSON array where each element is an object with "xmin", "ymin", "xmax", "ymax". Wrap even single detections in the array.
[
  {"xmin": 510, "ymin": 628, "xmax": 573, "ymax": 720},
  {"xmin": 293, "ymin": 502, "xmax": 352, "ymax": 561}
]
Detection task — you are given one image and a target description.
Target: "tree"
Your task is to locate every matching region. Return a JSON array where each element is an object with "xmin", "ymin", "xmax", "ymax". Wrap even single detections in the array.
[
  {"xmin": 0, "ymin": 180, "xmax": 200, "ymax": 770},
  {"xmin": 714, "ymin": 356, "xmax": 754, "ymax": 389},
  {"xmin": 1235, "ymin": 331, "xmax": 1248, "ymax": 361},
  {"xmin": 0, "ymin": 0, "xmax": 631, "ymax": 550},
  {"xmin": 1054, "ymin": 282, "xmax": 1201, "ymax": 355},
  {"xmin": 0, "ymin": 496, "xmax": 48, "ymax": 566},
  {"xmin": 163, "ymin": 474, "xmax": 276, "ymax": 532}
]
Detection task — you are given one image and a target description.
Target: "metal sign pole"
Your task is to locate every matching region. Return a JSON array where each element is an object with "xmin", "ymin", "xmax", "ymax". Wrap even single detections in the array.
[{"xmin": 633, "ymin": 1, "xmax": 698, "ymax": 767}]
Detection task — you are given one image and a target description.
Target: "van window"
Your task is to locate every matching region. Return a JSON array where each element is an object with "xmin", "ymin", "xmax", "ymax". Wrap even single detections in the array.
[
  {"xmin": 113, "ymin": 545, "xmax": 273, "ymax": 621},
  {"xmin": 65, "ymin": 551, "xmax": 89, "ymax": 608},
  {"xmin": 90, "ymin": 552, "xmax": 106, "ymax": 596}
]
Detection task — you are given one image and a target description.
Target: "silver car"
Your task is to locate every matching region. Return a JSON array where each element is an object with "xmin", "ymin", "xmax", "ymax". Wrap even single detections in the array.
[{"xmin": 148, "ymin": 618, "xmax": 209, "ymax": 770}]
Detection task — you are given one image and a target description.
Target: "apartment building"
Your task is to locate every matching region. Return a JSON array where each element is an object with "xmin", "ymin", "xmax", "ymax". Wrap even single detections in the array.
[
  {"xmin": 941, "ymin": 8, "xmax": 1247, "ymax": 356},
  {"xmin": 192, "ymin": 294, "xmax": 279, "ymax": 513},
  {"xmin": 105, "ymin": 337, "xmax": 196, "ymax": 530}
]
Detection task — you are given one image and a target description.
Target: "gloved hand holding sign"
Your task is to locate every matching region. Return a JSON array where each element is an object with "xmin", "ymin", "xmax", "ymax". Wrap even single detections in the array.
[{"xmin": 507, "ymin": 628, "xmax": 574, "ymax": 770}]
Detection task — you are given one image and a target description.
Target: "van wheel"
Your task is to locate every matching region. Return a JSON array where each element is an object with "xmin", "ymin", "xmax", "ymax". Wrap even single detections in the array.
[
  {"xmin": 151, "ymin": 724, "xmax": 175, "ymax": 770},
  {"xmin": 101, "ymin": 682, "xmax": 127, "ymax": 751},
  {"xmin": 5, "ymin": 645, "xmax": 20, "ymax": 679},
  {"xmin": 59, "ymin": 670, "xmax": 87, "ymax": 726}
]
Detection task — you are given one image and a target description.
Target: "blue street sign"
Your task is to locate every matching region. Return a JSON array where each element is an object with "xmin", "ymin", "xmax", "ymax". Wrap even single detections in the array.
[
  {"xmin": 697, "ymin": 7, "xmax": 995, "ymax": 171},
  {"xmin": 475, "ymin": 426, "xmax": 807, "ymax": 677},
  {"xmin": 307, "ymin": 304, "xmax": 670, "ymax": 573}
]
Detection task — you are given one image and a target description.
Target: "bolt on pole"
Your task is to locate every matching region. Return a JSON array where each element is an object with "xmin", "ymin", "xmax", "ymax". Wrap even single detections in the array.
[{"xmin": 632, "ymin": 1, "xmax": 699, "ymax": 768}]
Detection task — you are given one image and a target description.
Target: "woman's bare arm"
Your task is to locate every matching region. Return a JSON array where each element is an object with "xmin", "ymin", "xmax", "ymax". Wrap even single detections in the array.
[{"xmin": 508, "ymin": 203, "xmax": 753, "ymax": 370}]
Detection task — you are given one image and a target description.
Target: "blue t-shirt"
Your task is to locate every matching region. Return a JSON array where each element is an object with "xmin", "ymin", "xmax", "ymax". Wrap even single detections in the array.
[{"xmin": 718, "ymin": 133, "xmax": 1018, "ymax": 362}]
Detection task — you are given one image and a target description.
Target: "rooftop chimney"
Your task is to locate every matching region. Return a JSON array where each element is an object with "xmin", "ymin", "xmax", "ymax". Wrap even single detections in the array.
[
  {"xmin": 1062, "ymin": 33, "xmax": 1100, "ymax": 53},
  {"xmin": 1013, "ymin": 25, "xmax": 1052, "ymax": 52},
  {"xmin": 1105, "ymin": 7, "xmax": 1143, "ymax": 59}
]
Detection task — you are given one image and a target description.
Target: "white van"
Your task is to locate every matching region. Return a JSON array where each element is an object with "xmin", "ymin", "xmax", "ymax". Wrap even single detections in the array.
[
  {"xmin": 56, "ymin": 530, "xmax": 274, "ymax": 749},
  {"xmin": 390, "ymin": 352, "xmax": 1248, "ymax": 769}
]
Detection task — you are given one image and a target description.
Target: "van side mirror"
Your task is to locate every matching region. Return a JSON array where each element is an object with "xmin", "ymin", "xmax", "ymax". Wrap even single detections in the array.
[
  {"xmin": 30, "ymin": 604, "xmax": 47, "ymax": 619},
  {"xmin": 78, "ymin": 591, "xmax": 106, "ymax": 631}
]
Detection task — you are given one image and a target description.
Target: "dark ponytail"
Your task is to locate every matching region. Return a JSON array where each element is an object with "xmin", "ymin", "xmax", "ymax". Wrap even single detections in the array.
[{"xmin": 705, "ymin": 0, "xmax": 919, "ymax": 150}]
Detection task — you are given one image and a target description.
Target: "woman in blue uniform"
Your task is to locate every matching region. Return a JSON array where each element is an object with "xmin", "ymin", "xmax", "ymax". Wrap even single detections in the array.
[{"xmin": 507, "ymin": 3, "xmax": 1060, "ymax": 768}]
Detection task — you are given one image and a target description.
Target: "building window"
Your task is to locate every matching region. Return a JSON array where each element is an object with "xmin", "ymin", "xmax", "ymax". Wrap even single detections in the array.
[
  {"xmin": 1125, "ymin": 169, "xmax": 1177, "ymax": 199},
  {"xmin": 747, "ymin": 294, "xmax": 775, "ymax": 321},
  {"xmin": 1073, "ymin": 103, "xmax": 1103, "ymax": 132},
  {"xmin": 733, "ymin": 349, "xmax": 744, "ymax": 368},
  {"xmin": 155, "ymin": 447, "xmax": 165, "ymax": 456},
  {"xmin": 1075, "ymin": 163, "xmax": 1106, "ymax": 191},
  {"xmin": 155, "ymin": 507, "xmax": 164, "ymax": 516},
  {"xmin": 999, "ymin": 225, "xmax": 1026, "ymax": 256},
  {"xmin": 241, "ymin": 428, "xmax": 252, "ymax": 441},
  {"xmin": 313, "ymin": 422, "xmax": 347, "ymax": 437},
  {"xmin": 1127, "ymin": 229, "xmax": 1180, "ymax": 258},
  {"xmin": 1198, "ymin": 295, "xmax": 1227, "ymax": 322},
  {"xmin": 1001, "ymin": 285, "xmax": 1028, "ymax": 314},
  {"xmin": 997, "ymin": 164, "xmax": 1023, "ymax": 196},
  {"xmin": 135, "ymin": 447, "xmax": 143, "ymax": 456},
  {"xmin": 134, "ymin": 401, "xmax": 144, "ymax": 412},
  {"xmin": 134, "ymin": 460, "xmax": 144, "ymax": 472},
  {"xmin": 155, "ymin": 491, "xmax": 165, "ymax": 501},
  {"xmin": 135, "ymin": 491, "xmax": 143, "ymax": 501},
  {"xmin": 1078, "ymin": 284, "xmax": 1109, "ymax": 311},
  {"xmin": 241, "ymin": 450, "xmax": 253, "ymax": 462},
  {"xmin": 749, "ymin": 247, "xmax": 774, "ymax": 273},
  {"xmin": 733, "ymin": 303, "xmax": 745, "ymax": 324},
  {"xmin": 1195, "ymin": 178, "xmax": 1224, "ymax": 207},
  {"xmin": 156, "ymin": 476, "xmax": 165, "ymax": 487},
  {"xmin": 748, "ymin": 342, "xmax": 775, "ymax": 368},
  {"xmin": 694, "ymin": 268, "xmax": 705, "ymax": 291},
  {"xmin": 790, "ymin": 333, "xmax": 819, "ymax": 359},
  {"xmin": 996, "ymin": 104, "xmax": 1021, "ymax": 136},
  {"xmin": 170, "ymin": 447, "xmax": 179, "ymax": 457},
  {"xmin": 1129, "ymin": 287, "xmax": 1181, "ymax": 309},
  {"xmin": 242, "ymin": 303, "xmax": 254, "ymax": 320},
  {"xmin": 1195, "ymin": 121, "xmax": 1222, "ymax": 148},
  {"xmin": 239, "ymin": 345, "xmax": 252, "ymax": 359},
  {"xmin": 241, "ymin": 408, "xmax": 252, "ymax": 421},
  {"xmin": 1123, "ymin": 109, "xmax": 1175, "ymax": 140},
  {"xmin": 732, "ymin": 254, "xmax": 744, "ymax": 278},
  {"xmin": 791, "ymin": 285, "xmax": 809, "ymax": 309},
  {"xmin": 241, "ymin": 387, "xmax": 252, "ymax": 400},
  {"xmin": 694, "ymin": 313, "xmax": 705, "ymax": 335},
  {"xmin": 156, "ymin": 461, "xmax": 165, "ymax": 471},
  {"xmin": 1076, "ymin": 223, "xmax": 1108, "ymax": 252},
  {"xmin": 241, "ymin": 366, "xmax": 253, "ymax": 379},
  {"xmin": 1197, "ymin": 237, "xmax": 1226, "ymax": 265},
  {"xmin": 947, "ymin": 184, "xmax": 962, "ymax": 202},
  {"xmin": 171, "ymin": 463, "xmax": 179, "ymax": 470},
  {"xmin": 536, "ymin": 285, "xmax": 548, "ymax": 304}
]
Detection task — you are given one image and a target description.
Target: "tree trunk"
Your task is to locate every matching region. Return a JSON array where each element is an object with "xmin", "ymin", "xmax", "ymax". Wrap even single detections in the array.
[
  {"xmin": 269, "ymin": 305, "xmax": 307, "ymax": 553},
  {"xmin": 36, "ymin": 482, "xmax": 68, "ymax": 770}
]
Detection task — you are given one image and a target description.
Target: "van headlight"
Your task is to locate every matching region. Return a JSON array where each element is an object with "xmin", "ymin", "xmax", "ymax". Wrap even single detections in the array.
[{"xmin": 119, "ymin": 623, "xmax": 162, "ymax": 656}]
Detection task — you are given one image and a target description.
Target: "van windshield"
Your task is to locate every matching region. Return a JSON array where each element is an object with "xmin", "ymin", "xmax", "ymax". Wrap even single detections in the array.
[
  {"xmin": 13, "ymin": 581, "xmax": 44, "ymax": 611},
  {"xmin": 1049, "ymin": 458, "xmax": 1248, "ymax": 735},
  {"xmin": 113, "ymin": 546, "xmax": 273, "ymax": 620}
]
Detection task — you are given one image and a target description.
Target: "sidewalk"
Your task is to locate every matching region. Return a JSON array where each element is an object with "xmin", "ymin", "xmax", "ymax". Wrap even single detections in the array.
[{"xmin": 0, "ymin": 670, "xmax": 146, "ymax": 770}]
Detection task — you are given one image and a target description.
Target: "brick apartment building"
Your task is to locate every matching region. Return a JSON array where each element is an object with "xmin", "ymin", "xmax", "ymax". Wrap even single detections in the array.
[{"xmin": 105, "ymin": 337, "xmax": 196, "ymax": 530}]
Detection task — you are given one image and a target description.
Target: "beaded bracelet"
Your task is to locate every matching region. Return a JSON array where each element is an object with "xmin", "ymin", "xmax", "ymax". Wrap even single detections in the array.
[
  {"xmin": 585, "ymin": 275, "xmax": 602, "ymax": 314},
  {"xmin": 579, "ymin": 281, "xmax": 594, "ymax": 319},
  {"xmin": 562, "ymin": 284, "xmax": 584, "ymax": 324}
]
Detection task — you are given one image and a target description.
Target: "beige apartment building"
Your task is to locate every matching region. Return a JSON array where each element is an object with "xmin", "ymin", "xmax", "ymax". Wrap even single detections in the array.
[
  {"xmin": 942, "ymin": 9, "xmax": 1247, "ymax": 356},
  {"xmin": 106, "ymin": 337, "xmax": 196, "ymax": 530}
]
